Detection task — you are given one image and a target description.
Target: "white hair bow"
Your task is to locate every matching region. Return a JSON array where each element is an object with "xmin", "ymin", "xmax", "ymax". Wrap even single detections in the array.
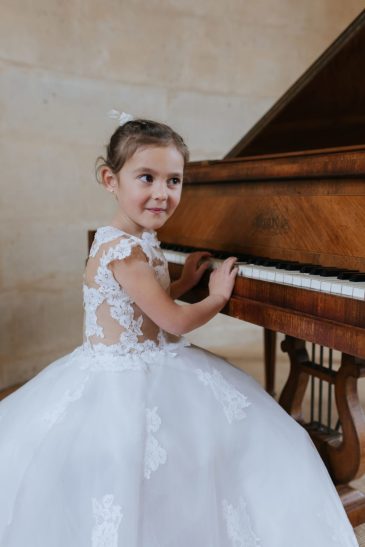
[{"xmin": 108, "ymin": 109, "xmax": 134, "ymax": 126}]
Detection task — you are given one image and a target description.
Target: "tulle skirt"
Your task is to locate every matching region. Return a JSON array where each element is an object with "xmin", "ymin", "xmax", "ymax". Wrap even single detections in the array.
[{"xmin": 0, "ymin": 344, "xmax": 359, "ymax": 546}]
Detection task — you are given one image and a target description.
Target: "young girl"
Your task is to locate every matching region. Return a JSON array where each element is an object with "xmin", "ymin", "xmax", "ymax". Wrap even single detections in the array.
[{"xmin": 0, "ymin": 112, "xmax": 359, "ymax": 547}]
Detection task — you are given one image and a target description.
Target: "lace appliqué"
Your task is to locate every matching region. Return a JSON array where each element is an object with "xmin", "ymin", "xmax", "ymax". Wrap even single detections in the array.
[
  {"xmin": 83, "ymin": 286, "xmax": 104, "ymax": 338},
  {"xmin": 91, "ymin": 494, "xmax": 123, "ymax": 547},
  {"xmin": 195, "ymin": 368, "xmax": 251, "ymax": 423},
  {"xmin": 90, "ymin": 226, "xmax": 135, "ymax": 257},
  {"xmin": 153, "ymin": 253, "xmax": 170, "ymax": 290},
  {"xmin": 222, "ymin": 497, "xmax": 260, "ymax": 547},
  {"xmin": 42, "ymin": 374, "xmax": 90, "ymax": 427},
  {"xmin": 144, "ymin": 406, "xmax": 167, "ymax": 479},
  {"xmin": 80, "ymin": 339, "xmax": 189, "ymax": 372}
]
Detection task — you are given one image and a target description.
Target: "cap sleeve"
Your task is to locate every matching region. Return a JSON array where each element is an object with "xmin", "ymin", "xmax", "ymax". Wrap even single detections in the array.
[{"xmin": 101, "ymin": 236, "xmax": 149, "ymax": 270}]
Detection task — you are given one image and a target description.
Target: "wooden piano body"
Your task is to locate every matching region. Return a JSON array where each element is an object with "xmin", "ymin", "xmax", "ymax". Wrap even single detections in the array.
[{"xmin": 158, "ymin": 10, "xmax": 365, "ymax": 525}]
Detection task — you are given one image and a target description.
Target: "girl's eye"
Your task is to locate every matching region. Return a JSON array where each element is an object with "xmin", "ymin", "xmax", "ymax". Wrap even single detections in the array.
[
  {"xmin": 139, "ymin": 174, "xmax": 153, "ymax": 183},
  {"xmin": 168, "ymin": 177, "xmax": 181, "ymax": 186}
]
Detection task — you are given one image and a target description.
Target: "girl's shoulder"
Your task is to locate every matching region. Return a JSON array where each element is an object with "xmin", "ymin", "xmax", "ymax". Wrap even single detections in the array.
[{"xmin": 90, "ymin": 226, "xmax": 160, "ymax": 260}]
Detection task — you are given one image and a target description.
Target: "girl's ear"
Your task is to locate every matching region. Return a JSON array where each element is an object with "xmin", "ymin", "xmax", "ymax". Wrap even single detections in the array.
[{"xmin": 101, "ymin": 167, "xmax": 118, "ymax": 193}]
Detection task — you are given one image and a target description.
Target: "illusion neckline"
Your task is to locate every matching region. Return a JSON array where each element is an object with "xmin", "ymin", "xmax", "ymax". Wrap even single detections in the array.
[{"xmin": 99, "ymin": 225, "xmax": 157, "ymax": 241}]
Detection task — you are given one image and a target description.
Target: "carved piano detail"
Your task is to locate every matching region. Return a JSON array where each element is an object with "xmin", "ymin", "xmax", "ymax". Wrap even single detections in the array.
[{"xmin": 157, "ymin": 9, "xmax": 365, "ymax": 526}]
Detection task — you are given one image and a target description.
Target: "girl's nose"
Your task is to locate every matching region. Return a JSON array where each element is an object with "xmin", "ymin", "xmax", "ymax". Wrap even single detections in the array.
[{"xmin": 152, "ymin": 181, "xmax": 168, "ymax": 200}]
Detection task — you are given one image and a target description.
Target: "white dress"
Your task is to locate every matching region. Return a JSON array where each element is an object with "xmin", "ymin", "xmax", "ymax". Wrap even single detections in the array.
[{"xmin": 0, "ymin": 226, "xmax": 359, "ymax": 547}]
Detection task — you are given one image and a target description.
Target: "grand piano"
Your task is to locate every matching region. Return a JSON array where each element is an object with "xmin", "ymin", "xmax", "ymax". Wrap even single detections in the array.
[{"xmin": 157, "ymin": 9, "xmax": 365, "ymax": 526}]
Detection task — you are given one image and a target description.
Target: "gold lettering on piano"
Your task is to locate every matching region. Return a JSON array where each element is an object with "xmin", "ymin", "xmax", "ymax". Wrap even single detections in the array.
[{"xmin": 253, "ymin": 213, "xmax": 289, "ymax": 235}]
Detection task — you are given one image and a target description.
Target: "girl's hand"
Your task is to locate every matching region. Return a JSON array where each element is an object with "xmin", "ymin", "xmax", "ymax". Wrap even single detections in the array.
[
  {"xmin": 178, "ymin": 251, "xmax": 212, "ymax": 292},
  {"xmin": 208, "ymin": 257, "xmax": 238, "ymax": 303}
]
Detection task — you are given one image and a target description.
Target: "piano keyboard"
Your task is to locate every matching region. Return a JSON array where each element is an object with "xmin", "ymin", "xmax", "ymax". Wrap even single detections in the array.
[{"xmin": 161, "ymin": 244, "xmax": 365, "ymax": 301}]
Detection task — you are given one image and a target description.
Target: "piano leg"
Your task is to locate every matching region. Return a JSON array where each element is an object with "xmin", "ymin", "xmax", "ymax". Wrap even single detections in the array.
[
  {"xmin": 278, "ymin": 337, "xmax": 309, "ymax": 422},
  {"xmin": 264, "ymin": 328, "xmax": 277, "ymax": 396},
  {"xmin": 279, "ymin": 335, "xmax": 365, "ymax": 526}
]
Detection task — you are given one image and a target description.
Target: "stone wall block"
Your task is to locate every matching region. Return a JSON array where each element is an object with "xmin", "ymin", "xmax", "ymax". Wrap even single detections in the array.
[
  {"xmin": 0, "ymin": 285, "xmax": 82, "ymax": 387},
  {"xmin": 0, "ymin": 63, "xmax": 167, "ymax": 145}
]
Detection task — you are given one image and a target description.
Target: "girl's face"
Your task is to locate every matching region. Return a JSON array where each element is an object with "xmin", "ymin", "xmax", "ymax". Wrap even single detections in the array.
[{"xmin": 104, "ymin": 145, "xmax": 184, "ymax": 236}]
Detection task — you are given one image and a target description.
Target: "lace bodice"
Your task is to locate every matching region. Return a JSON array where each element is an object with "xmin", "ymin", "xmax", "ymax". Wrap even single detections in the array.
[{"xmin": 82, "ymin": 226, "xmax": 179, "ymax": 356}]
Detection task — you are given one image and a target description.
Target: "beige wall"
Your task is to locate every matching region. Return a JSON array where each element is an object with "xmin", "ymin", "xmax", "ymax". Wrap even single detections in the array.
[{"xmin": 0, "ymin": 1, "xmax": 363, "ymax": 388}]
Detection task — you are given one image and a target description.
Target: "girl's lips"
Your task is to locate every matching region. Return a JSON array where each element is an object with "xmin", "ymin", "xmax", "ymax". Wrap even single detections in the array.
[{"xmin": 146, "ymin": 208, "xmax": 166, "ymax": 213}]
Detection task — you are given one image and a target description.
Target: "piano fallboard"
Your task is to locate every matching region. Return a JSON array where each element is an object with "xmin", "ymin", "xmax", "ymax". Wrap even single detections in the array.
[{"xmin": 159, "ymin": 147, "xmax": 365, "ymax": 273}]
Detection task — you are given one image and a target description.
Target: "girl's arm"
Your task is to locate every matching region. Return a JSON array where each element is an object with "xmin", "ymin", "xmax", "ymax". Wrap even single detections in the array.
[{"xmin": 110, "ymin": 252, "xmax": 237, "ymax": 336}]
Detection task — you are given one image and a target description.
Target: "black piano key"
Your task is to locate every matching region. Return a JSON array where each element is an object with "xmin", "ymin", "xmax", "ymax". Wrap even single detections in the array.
[
  {"xmin": 261, "ymin": 259, "xmax": 279, "ymax": 266},
  {"xmin": 237, "ymin": 255, "xmax": 252, "ymax": 262},
  {"xmin": 251, "ymin": 257, "xmax": 271, "ymax": 265},
  {"xmin": 274, "ymin": 261, "xmax": 298, "ymax": 269},
  {"xmin": 308, "ymin": 267, "xmax": 325, "ymax": 275},
  {"xmin": 283, "ymin": 263, "xmax": 302, "ymax": 271},
  {"xmin": 318, "ymin": 268, "xmax": 345, "ymax": 277},
  {"xmin": 307, "ymin": 267, "xmax": 343, "ymax": 276},
  {"xmin": 348, "ymin": 273, "xmax": 365, "ymax": 282},
  {"xmin": 300, "ymin": 264, "xmax": 318, "ymax": 273},
  {"xmin": 337, "ymin": 270, "xmax": 360, "ymax": 279}
]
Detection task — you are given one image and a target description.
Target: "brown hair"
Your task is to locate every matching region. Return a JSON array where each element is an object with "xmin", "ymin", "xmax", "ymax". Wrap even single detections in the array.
[{"xmin": 96, "ymin": 119, "xmax": 189, "ymax": 183}]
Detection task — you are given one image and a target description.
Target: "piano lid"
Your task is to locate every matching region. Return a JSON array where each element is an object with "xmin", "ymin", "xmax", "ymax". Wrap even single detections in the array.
[{"xmin": 226, "ymin": 9, "xmax": 365, "ymax": 158}]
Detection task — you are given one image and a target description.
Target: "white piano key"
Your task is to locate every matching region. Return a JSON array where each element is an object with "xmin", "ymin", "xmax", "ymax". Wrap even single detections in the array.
[
  {"xmin": 291, "ymin": 275, "xmax": 302, "ymax": 286},
  {"xmin": 283, "ymin": 273, "xmax": 294, "ymax": 284},
  {"xmin": 163, "ymin": 250, "xmax": 186, "ymax": 265},
  {"xmin": 342, "ymin": 284, "xmax": 354, "ymax": 297},
  {"xmin": 293, "ymin": 273, "xmax": 310, "ymax": 287},
  {"xmin": 353, "ymin": 283, "xmax": 365, "ymax": 300},
  {"xmin": 262, "ymin": 267, "xmax": 278, "ymax": 282},
  {"xmin": 321, "ymin": 281, "xmax": 332, "ymax": 292},
  {"xmin": 320, "ymin": 277, "xmax": 341, "ymax": 292},
  {"xmin": 310, "ymin": 278, "xmax": 322, "ymax": 290},
  {"xmin": 294, "ymin": 274, "xmax": 312, "ymax": 287},
  {"xmin": 240, "ymin": 265, "xmax": 253, "ymax": 276},
  {"xmin": 211, "ymin": 259, "xmax": 222, "ymax": 269},
  {"xmin": 329, "ymin": 280, "xmax": 344, "ymax": 294},
  {"xmin": 301, "ymin": 276, "xmax": 312, "ymax": 288}
]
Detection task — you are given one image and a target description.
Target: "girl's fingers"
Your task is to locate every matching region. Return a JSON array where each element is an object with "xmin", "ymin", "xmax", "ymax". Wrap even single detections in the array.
[
  {"xmin": 231, "ymin": 266, "xmax": 238, "ymax": 277},
  {"xmin": 210, "ymin": 256, "xmax": 237, "ymax": 276},
  {"xmin": 198, "ymin": 260, "xmax": 211, "ymax": 274},
  {"xmin": 190, "ymin": 251, "xmax": 212, "ymax": 260},
  {"xmin": 224, "ymin": 257, "xmax": 237, "ymax": 271},
  {"xmin": 187, "ymin": 252, "xmax": 212, "ymax": 268}
]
